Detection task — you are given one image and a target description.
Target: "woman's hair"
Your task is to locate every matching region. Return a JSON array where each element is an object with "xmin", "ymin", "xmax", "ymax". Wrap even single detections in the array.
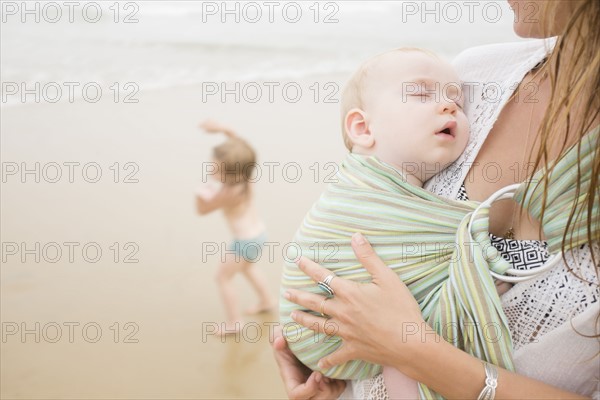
[
  {"xmin": 522, "ymin": 0, "xmax": 599, "ymax": 288},
  {"xmin": 212, "ymin": 137, "xmax": 257, "ymax": 188}
]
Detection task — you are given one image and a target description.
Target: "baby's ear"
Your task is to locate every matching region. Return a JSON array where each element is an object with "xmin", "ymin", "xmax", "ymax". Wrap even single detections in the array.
[{"xmin": 345, "ymin": 108, "xmax": 375, "ymax": 149}]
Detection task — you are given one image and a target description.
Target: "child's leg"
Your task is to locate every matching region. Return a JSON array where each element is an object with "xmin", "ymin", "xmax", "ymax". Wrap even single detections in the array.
[
  {"xmin": 242, "ymin": 262, "xmax": 276, "ymax": 315},
  {"xmin": 214, "ymin": 252, "xmax": 245, "ymax": 335}
]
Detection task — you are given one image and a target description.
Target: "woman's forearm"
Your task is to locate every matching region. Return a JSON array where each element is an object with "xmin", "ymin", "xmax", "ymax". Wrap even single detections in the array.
[{"xmin": 401, "ymin": 324, "xmax": 588, "ymax": 399}]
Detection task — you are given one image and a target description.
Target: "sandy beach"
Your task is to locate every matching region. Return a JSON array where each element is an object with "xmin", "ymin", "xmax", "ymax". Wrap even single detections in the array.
[
  {"xmin": 1, "ymin": 2, "xmax": 522, "ymax": 397},
  {"xmin": 0, "ymin": 73, "xmax": 349, "ymax": 399}
]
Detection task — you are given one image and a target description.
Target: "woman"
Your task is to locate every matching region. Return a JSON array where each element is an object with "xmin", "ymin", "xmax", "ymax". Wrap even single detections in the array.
[{"xmin": 273, "ymin": 0, "xmax": 599, "ymax": 398}]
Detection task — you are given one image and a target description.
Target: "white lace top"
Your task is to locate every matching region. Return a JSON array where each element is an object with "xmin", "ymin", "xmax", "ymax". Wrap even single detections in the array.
[{"xmin": 343, "ymin": 39, "xmax": 600, "ymax": 399}]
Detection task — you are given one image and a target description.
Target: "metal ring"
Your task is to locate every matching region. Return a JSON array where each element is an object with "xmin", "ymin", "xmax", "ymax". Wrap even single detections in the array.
[
  {"xmin": 466, "ymin": 183, "xmax": 563, "ymax": 283},
  {"xmin": 323, "ymin": 274, "xmax": 335, "ymax": 286},
  {"xmin": 319, "ymin": 297, "xmax": 329, "ymax": 318},
  {"xmin": 317, "ymin": 274, "xmax": 336, "ymax": 297}
]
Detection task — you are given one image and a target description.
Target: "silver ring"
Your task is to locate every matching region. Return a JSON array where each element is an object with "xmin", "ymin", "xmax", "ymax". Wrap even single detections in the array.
[{"xmin": 317, "ymin": 274, "xmax": 336, "ymax": 297}]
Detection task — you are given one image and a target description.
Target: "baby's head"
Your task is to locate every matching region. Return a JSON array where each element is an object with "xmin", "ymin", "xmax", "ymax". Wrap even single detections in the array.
[
  {"xmin": 341, "ymin": 48, "xmax": 469, "ymax": 184},
  {"xmin": 212, "ymin": 137, "xmax": 256, "ymax": 186}
]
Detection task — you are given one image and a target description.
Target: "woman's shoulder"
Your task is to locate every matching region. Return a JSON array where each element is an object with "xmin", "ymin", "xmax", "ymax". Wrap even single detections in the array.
[{"xmin": 452, "ymin": 38, "xmax": 556, "ymax": 82}]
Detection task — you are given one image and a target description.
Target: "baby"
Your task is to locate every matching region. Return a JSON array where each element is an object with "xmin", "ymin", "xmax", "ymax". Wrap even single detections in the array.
[
  {"xmin": 280, "ymin": 48, "xmax": 514, "ymax": 398},
  {"xmin": 341, "ymin": 47, "xmax": 468, "ymax": 399},
  {"xmin": 339, "ymin": 47, "xmax": 468, "ymax": 187},
  {"xmin": 196, "ymin": 120, "xmax": 276, "ymax": 336}
]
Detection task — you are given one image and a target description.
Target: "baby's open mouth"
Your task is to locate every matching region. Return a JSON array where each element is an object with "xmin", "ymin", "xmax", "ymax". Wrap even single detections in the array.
[{"xmin": 435, "ymin": 121, "xmax": 457, "ymax": 138}]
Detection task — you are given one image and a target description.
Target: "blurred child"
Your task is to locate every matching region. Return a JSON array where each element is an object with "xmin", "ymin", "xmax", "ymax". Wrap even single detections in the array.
[{"xmin": 196, "ymin": 120, "xmax": 276, "ymax": 335}]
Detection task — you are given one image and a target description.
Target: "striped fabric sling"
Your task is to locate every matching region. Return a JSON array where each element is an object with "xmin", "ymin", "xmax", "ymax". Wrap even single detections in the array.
[{"xmin": 280, "ymin": 126, "xmax": 599, "ymax": 398}]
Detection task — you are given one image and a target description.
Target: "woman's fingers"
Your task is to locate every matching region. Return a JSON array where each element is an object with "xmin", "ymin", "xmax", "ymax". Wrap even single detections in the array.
[
  {"xmin": 295, "ymin": 233, "xmax": 392, "ymax": 299},
  {"xmin": 351, "ymin": 232, "xmax": 395, "ymax": 282},
  {"xmin": 288, "ymin": 372, "xmax": 320, "ymax": 400},
  {"xmin": 318, "ymin": 346, "xmax": 354, "ymax": 370},
  {"xmin": 291, "ymin": 310, "xmax": 341, "ymax": 337},
  {"xmin": 288, "ymin": 310, "xmax": 353, "ymax": 373},
  {"xmin": 274, "ymin": 339, "xmax": 318, "ymax": 399},
  {"xmin": 272, "ymin": 334, "xmax": 288, "ymax": 351},
  {"xmin": 296, "ymin": 256, "xmax": 348, "ymax": 295},
  {"xmin": 285, "ymin": 289, "xmax": 336, "ymax": 316}
]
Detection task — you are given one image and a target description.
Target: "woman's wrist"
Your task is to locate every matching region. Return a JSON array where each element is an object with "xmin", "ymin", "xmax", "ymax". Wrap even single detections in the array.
[
  {"xmin": 391, "ymin": 323, "xmax": 485, "ymax": 398},
  {"xmin": 385, "ymin": 318, "xmax": 433, "ymax": 376},
  {"xmin": 390, "ymin": 325, "xmax": 588, "ymax": 399}
]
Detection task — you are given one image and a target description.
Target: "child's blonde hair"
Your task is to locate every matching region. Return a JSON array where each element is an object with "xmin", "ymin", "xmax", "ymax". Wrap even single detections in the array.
[
  {"xmin": 213, "ymin": 137, "xmax": 257, "ymax": 186},
  {"xmin": 340, "ymin": 47, "xmax": 440, "ymax": 151}
]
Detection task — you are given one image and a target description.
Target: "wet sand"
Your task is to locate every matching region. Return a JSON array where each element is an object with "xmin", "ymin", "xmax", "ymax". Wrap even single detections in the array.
[{"xmin": 0, "ymin": 75, "xmax": 348, "ymax": 399}]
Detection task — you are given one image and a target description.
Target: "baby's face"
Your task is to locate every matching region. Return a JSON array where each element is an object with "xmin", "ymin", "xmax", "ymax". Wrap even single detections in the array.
[{"xmin": 362, "ymin": 52, "xmax": 469, "ymax": 182}]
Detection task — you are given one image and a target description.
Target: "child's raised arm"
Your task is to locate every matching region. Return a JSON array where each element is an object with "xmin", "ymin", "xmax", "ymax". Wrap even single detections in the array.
[{"xmin": 199, "ymin": 119, "xmax": 238, "ymax": 138}]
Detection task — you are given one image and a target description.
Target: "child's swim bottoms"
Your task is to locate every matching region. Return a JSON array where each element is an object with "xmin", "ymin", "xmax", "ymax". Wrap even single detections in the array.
[{"xmin": 228, "ymin": 233, "xmax": 267, "ymax": 263}]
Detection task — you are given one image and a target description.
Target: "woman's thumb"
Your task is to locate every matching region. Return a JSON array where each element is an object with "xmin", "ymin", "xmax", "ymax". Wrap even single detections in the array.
[{"xmin": 351, "ymin": 232, "xmax": 394, "ymax": 281}]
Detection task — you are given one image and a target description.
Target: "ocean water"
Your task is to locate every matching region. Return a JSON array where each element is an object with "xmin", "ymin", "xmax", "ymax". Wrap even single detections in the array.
[{"xmin": 1, "ymin": 1, "xmax": 521, "ymax": 106}]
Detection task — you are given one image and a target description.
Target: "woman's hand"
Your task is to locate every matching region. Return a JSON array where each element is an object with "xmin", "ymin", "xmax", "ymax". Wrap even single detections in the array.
[
  {"xmin": 284, "ymin": 232, "xmax": 428, "ymax": 372},
  {"xmin": 272, "ymin": 327, "xmax": 346, "ymax": 400},
  {"xmin": 283, "ymin": 233, "xmax": 586, "ymax": 399}
]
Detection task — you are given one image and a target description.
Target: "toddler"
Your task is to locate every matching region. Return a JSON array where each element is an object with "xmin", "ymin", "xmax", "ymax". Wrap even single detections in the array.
[{"xmin": 197, "ymin": 120, "xmax": 276, "ymax": 336}]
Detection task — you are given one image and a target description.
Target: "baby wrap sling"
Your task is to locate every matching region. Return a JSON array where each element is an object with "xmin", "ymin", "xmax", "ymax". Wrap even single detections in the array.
[{"xmin": 279, "ymin": 126, "xmax": 599, "ymax": 398}]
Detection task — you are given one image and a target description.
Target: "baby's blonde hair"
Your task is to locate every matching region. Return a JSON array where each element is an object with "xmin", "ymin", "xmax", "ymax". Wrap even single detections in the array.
[
  {"xmin": 213, "ymin": 137, "xmax": 256, "ymax": 186},
  {"xmin": 340, "ymin": 47, "xmax": 440, "ymax": 151}
]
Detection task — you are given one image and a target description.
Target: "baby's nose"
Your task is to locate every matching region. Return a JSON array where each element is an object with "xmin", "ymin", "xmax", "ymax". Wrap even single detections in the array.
[{"xmin": 440, "ymin": 100, "xmax": 457, "ymax": 114}]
